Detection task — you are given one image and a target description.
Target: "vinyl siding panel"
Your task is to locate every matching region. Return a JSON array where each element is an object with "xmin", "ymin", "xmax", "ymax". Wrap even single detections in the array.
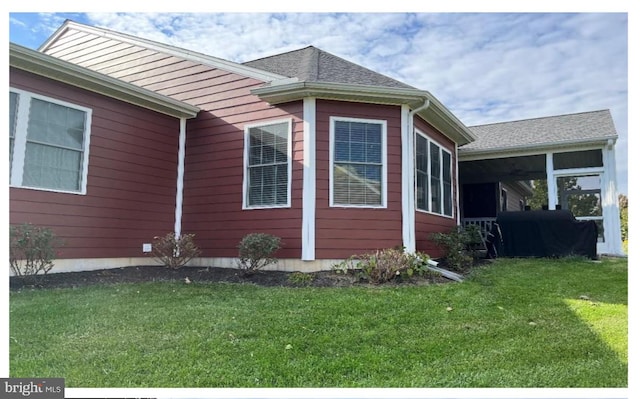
[
  {"xmin": 315, "ymin": 100, "xmax": 404, "ymax": 259},
  {"xmin": 183, "ymin": 100, "xmax": 305, "ymax": 259},
  {"xmin": 9, "ymin": 68, "xmax": 180, "ymax": 259}
]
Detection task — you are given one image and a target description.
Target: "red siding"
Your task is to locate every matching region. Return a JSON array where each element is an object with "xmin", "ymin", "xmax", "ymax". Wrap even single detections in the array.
[
  {"xmin": 9, "ymin": 68, "xmax": 180, "ymax": 259},
  {"xmin": 181, "ymin": 83, "xmax": 305, "ymax": 259},
  {"xmin": 413, "ymin": 117, "xmax": 458, "ymax": 257},
  {"xmin": 315, "ymin": 100, "xmax": 404, "ymax": 259}
]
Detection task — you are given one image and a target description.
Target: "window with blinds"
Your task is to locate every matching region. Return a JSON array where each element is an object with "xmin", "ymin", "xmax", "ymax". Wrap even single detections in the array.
[
  {"xmin": 330, "ymin": 117, "xmax": 386, "ymax": 207},
  {"xmin": 244, "ymin": 119, "xmax": 292, "ymax": 208},
  {"xmin": 9, "ymin": 88, "xmax": 91, "ymax": 194},
  {"xmin": 415, "ymin": 131, "xmax": 453, "ymax": 217}
]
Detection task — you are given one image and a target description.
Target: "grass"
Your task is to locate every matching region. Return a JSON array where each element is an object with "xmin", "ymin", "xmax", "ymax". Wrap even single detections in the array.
[{"xmin": 9, "ymin": 257, "xmax": 627, "ymax": 388}]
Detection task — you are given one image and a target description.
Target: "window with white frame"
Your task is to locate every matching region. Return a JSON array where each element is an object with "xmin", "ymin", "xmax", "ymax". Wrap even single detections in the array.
[
  {"xmin": 330, "ymin": 117, "xmax": 386, "ymax": 207},
  {"xmin": 9, "ymin": 89, "xmax": 91, "ymax": 194},
  {"xmin": 415, "ymin": 130, "xmax": 453, "ymax": 216},
  {"xmin": 244, "ymin": 119, "xmax": 292, "ymax": 208}
]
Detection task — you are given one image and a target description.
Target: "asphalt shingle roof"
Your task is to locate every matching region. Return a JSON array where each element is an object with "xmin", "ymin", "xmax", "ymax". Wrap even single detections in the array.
[
  {"xmin": 243, "ymin": 45, "xmax": 415, "ymax": 89},
  {"xmin": 461, "ymin": 110, "xmax": 618, "ymax": 153}
]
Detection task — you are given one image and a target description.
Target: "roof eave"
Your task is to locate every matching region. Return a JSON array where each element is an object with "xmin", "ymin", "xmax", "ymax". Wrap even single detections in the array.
[
  {"xmin": 11, "ymin": 43, "xmax": 200, "ymax": 119},
  {"xmin": 252, "ymin": 81, "xmax": 476, "ymax": 145},
  {"xmin": 459, "ymin": 136, "xmax": 617, "ymax": 161}
]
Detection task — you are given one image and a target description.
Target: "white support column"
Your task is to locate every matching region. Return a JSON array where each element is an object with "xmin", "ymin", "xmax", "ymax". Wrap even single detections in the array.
[
  {"xmin": 546, "ymin": 152, "xmax": 557, "ymax": 210},
  {"xmin": 401, "ymin": 104, "xmax": 416, "ymax": 253},
  {"xmin": 455, "ymin": 144, "xmax": 461, "ymax": 225},
  {"xmin": 301, "ymin": 97, "xmax": 316, "ymax": 260},
  {"xmin": 602, "ymin": 141, "xmax": 623, "ymax": 254},
  {"xmin": 174, "ymin": 117, "xmax": 187, "ymax": 239}
]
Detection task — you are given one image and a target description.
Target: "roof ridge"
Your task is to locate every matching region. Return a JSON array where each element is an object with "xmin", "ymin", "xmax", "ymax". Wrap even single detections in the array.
[
  {"xmin": 242, "ymin": 45, "xmax": 317, "ymax": 63},
  {"xmin": 469, "ymin": 109, "xmax": 611, "ymax": 128}
]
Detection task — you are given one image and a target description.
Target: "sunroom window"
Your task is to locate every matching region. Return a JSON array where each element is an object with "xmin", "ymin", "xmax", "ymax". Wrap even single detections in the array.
[
  {"xmin": 244, "ymin": 119, "xmax": 292, "ymax": 208},
  {"xmin": 9, "ymin": 89, "xmax": 91, "ymax": 194},
  {"xmin": 416, "ymin": 131, "xmax": 453, "ymax": 217}
]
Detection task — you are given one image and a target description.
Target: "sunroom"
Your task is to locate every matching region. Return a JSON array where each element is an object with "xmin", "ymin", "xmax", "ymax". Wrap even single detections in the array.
[{"xmin": 458, "ymin": 110, "xmax": 623, "ymax": 256}]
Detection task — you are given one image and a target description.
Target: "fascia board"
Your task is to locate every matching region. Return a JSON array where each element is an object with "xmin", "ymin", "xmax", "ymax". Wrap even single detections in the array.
[
  {"xmin": 39, "ymin": 20, "xmax": 286, "ymax": 83},
  {"xmin": 11, "ymin": 43, "xmax": 200, "ymax": 119},
  {"xmin": 253, "ymin": 82, "xmax": 477, "ymax": 145},
  {"xmin": 458, "ymin": 137, "xmax": 616, "ymax": 161},
  {"xmin": 252, "ymin": 81, "xmax": 429, "ymax": 105},
  {"xmin": 417, "ymin": 91, "xmax": 477, "ymax": 144}
]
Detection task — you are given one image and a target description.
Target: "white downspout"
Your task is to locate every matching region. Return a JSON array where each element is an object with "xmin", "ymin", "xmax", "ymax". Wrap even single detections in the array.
[
  {"xmin": 402, "ymin": 99, "xmax": 431, "ymax": 253},
  {"xmin": 174, "ymin": 117, "xmax": 187, "ymax": 239}
]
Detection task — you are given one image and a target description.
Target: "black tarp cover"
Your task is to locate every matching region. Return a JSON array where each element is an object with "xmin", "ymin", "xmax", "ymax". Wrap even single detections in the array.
[{"xmin": 496, "ymin": 210, "xmax": 598, "ymax": 259}]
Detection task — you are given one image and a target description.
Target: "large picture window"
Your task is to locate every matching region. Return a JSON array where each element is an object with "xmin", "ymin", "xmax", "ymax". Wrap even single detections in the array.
[
  {"xmin": 9, "ymin": 89, "xmax": 91, "ymax": 194},
  {"xmin": 244, "ymin": 119, "xmax": 292, "ymax": 208},
  {"xmin": 330, "ymin": 117, "xmax": 386, "ymax": 207},
  {"xmin": 415, "ymin": 130, "xmax": 453, "ymax": 217}
]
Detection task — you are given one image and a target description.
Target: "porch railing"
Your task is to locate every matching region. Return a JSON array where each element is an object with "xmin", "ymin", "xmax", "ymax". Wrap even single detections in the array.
[{"xmin": 462, "ymin": 217, "xmax": 497, "ymax": 240}]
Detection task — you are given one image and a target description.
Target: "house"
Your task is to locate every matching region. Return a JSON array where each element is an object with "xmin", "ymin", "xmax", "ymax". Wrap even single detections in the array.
[{"xmin": 9, "ymin": 20, "xmax": 623, "ymax": 274}]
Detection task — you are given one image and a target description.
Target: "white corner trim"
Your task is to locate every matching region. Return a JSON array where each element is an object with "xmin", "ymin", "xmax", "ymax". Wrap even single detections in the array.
[
  {"xmin": 174, "ymin": 118, "xmax": 187, "ymax": 238},
  {"xmin": 301, "ymin": 97, "xmax": 317, "ymax": 260},
  {"xmin": 401, "ymin": 104, "xmax": 416, "ymax": 253}
]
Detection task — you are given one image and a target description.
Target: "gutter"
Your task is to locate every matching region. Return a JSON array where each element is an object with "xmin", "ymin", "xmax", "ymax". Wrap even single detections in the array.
[{"xmin": 459, "ymin": 137, "xmax": 617, "ymax": 161}]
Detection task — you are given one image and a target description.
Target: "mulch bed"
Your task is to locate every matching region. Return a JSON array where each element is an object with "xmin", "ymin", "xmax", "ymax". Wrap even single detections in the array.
[{"xmin": 9, "ymin": 264, "xmax": 454, "ymax": 291}]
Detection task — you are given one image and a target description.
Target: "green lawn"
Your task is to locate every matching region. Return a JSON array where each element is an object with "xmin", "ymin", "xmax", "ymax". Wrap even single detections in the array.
[{"xmin": 9, "ymin": 257, "xmax": 627, "ymax": 388}]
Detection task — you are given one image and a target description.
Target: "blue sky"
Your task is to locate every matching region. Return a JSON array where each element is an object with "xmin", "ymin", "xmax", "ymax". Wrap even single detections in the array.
[{"xmin": 7, "ymin": 11, "xmax": 630, "ymax": 195}]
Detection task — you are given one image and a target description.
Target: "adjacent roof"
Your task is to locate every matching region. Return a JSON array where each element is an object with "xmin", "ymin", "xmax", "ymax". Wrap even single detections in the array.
[
  {"xmin": 243, "ymin": 46, "xmax": 414, "ymax": 89},
  {"xmin": 39, "ymin": 20, "xmax": 287, "ymax": 83},
  {"xmin": 10, "ymin": 43, "xmax": 200, "ymax": 119},
  {"xmin": 460, "ymin": 110, "xmax": 618, "ymax": 157}
]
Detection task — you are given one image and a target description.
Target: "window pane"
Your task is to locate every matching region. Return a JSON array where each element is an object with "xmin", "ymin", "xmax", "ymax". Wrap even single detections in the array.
[
  {"xmin": 416, "ymin": 171, "xmax": 427, "ymax": 211},
  {"xmin": 246, "ymin": 121, "xmax": 289, "ymax": 206},
  {"xmin": 442, "ymin": 151, "xmax": 452, "ymax": 216},
  {"xmin": 10, "ymin": 92, "xmax": 18, "ymax": 174},
  {"xmin": 27, "ymin": 99, "xmax": 85, "ymax": 150},
  {"xmin": 23, "ymin": 142, "xmax": 82, "ymax": 191},
  {"xmin": 10, "ymin": 92, "xmax": 18, "ymax": 138},
  {"xmin": 557, "ymin": 175, "xmax": 602, "ymax": 217},
  {"xmin": 333, "ymin": 163, "xmax": 382, "ymax": 205},
  {"xmin": 430, "ymin": 142, "xmax": 441, "ymax": 212}
]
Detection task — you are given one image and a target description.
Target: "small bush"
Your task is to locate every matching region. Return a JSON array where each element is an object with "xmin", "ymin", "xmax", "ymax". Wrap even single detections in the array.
[
  {"xmin": 237, "ymin": 233, "xmax": 281, "ymax": 275},
  {"xmin": 333, "ymin": 248, "xmax": 430, "ymax": 284},
  {"xmin": 430, "ymin": 225, "xmax": 483, "ymax": 272},
  {"xmin": 151, "ymin": 233, "xmax": 201, "ymax": 269},
  {"xmin": 288, "ymin": 271, "xmax": 315, "ymax": 287},
  {"xmin": 10, "ymin": 223, "xmax": 60, "ymax": 279}
]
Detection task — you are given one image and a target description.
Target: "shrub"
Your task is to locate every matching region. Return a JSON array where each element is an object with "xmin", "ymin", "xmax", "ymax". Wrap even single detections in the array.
[
  {"xmin": 287, "ymin": 271, "xmax": 315, "ymax": 287},
  {"xmin": 237, "ymin": 233, "xmax": 281, "ymax": 275},
  {"xmin": 430, "ymin": 225, "xmax": 483, "ymax": 272},
  {"xmin": 333, "ymin": 248, "xmax": 431, "ymax": 284},
  {"xmin": 151, "ymin": 233, "xmax": 201, "ymax": 269},
  {"xmin": 10, "ymin": 223, "xmax": 60, "ymax": 279}
]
